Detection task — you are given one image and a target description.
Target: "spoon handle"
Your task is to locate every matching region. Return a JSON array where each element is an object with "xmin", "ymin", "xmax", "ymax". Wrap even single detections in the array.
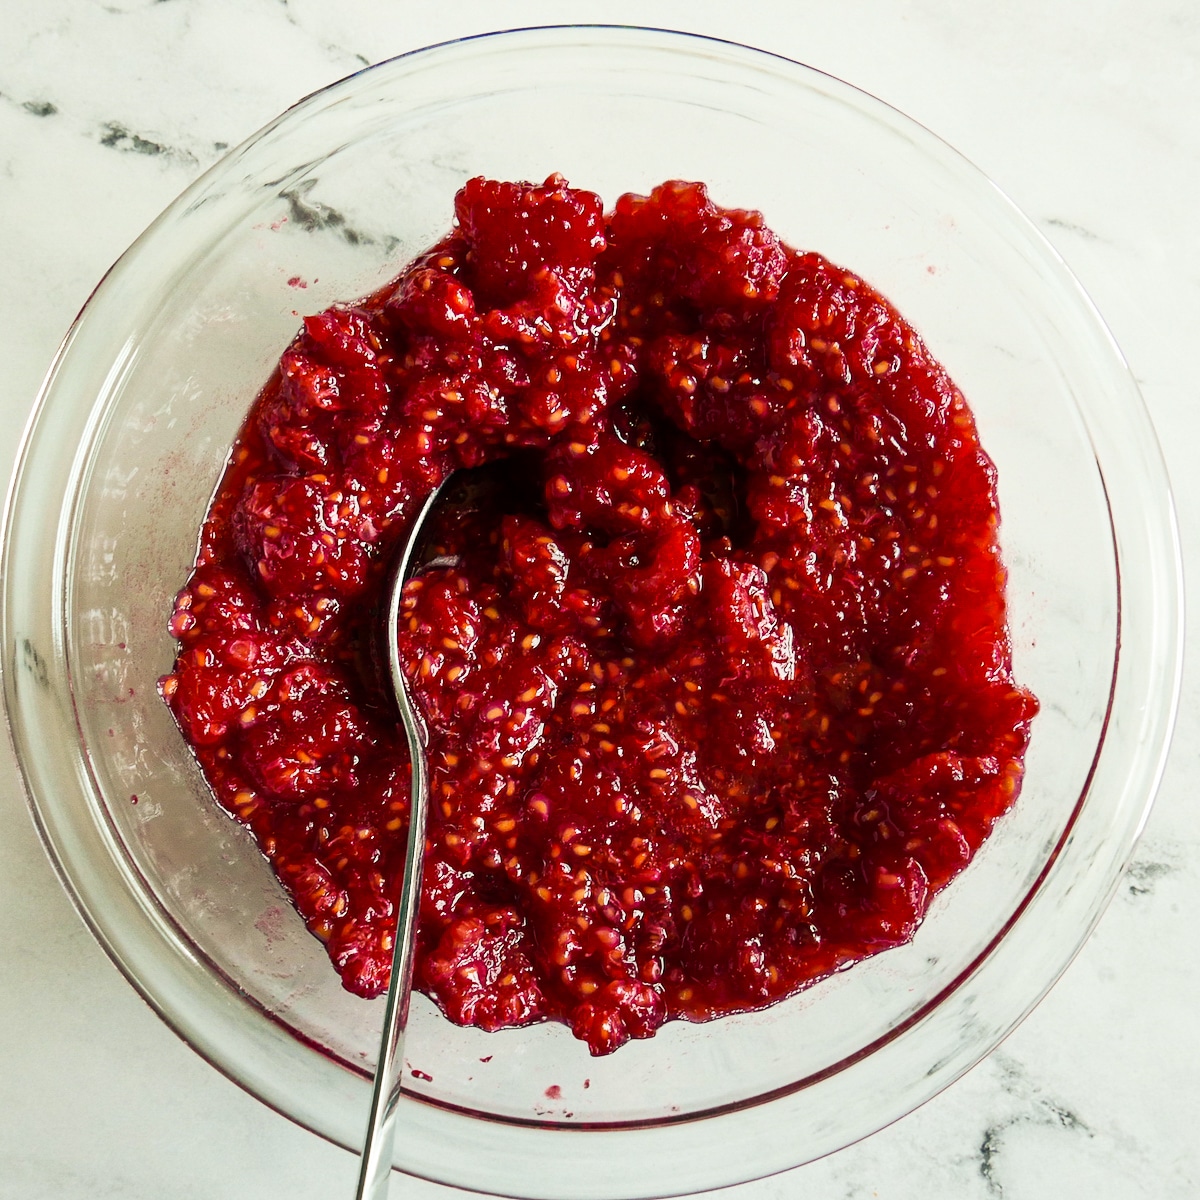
[
  {"xmin": 354, "ymin": 738, "xmax": 427, "ymax": 1199},
  {"xmin": 354, "ymin": 484, "xmax": 444, "ymax": 1200}
]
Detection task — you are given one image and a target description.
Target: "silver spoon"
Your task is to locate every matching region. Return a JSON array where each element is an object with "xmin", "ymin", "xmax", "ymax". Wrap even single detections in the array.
[
  {"xmin": 355, "ymin": 458, "xmax": 522, "ymax": 1197},
  {"xmin": 353, "ymin": 475, "xmax": 451, "ymax": 1200}
]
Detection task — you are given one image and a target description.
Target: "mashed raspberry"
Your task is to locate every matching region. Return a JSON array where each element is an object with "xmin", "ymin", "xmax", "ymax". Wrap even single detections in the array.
[{"xmin": 161, "ymin": 176, "xmax": 1037, "ymax": 1055}]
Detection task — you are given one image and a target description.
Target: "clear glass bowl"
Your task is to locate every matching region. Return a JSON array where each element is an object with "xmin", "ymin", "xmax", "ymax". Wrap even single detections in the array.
[{"xmin": 1, "ymin": 26, "xmax": 1182, "ymax": 1199}]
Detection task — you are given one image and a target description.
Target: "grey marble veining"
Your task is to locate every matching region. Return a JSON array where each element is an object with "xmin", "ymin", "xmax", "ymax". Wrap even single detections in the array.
[{"xmin": 1, "ymin": 1, "xmax": 1197, "ymax": 1197}]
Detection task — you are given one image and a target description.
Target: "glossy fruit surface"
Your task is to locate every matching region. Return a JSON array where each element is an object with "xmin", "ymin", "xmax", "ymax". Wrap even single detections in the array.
[{"xmin": 162, "ymin": 176, "xmax": 1037, "ymax": 1055}]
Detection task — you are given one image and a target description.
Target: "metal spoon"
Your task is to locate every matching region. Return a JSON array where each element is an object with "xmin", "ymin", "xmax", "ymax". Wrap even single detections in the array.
[
  {"xmin": 353, "ymin": 459, "xmax": 520, "ymax": 1197},
  {"xmin": 352, "ymin": 475, "xmax": 451, "ymax": 1200}
]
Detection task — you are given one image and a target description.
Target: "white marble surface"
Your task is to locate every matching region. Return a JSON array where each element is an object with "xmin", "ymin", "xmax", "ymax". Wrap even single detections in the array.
[{"xmin": 1, "ymin": 2, "xmax": 1197, "ymax": 1197}]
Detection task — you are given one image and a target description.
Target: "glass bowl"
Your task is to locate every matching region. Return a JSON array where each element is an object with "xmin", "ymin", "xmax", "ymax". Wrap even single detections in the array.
[{"xmin": 1, "ymin": 25, "xmax": 1182, "ymax": 1200}]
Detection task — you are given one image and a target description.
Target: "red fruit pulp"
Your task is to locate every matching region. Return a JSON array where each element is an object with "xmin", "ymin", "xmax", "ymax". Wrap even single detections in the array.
[{"xmin": 161, "ymin": 176, "xmax": 1038, "ymax": 1055}]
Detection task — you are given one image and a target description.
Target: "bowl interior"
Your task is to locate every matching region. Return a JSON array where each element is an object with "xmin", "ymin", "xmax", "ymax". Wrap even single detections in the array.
[{"xmin": 5, "ymin": 27, "xmax": 1175, "ymax": 1200}]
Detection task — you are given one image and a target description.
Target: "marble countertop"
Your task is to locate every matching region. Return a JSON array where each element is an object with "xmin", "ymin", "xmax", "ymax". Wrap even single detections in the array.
[{"xmin": 1, "ymin": 2, "xmax": 1196, "ymax": 1197}]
